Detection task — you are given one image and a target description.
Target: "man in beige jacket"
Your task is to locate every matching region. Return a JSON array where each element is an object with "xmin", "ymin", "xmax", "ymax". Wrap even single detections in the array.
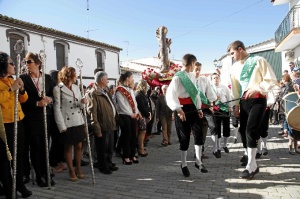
[{"xmin": 228, "ymin": 40, "xmax": 277, "ymax": 179}]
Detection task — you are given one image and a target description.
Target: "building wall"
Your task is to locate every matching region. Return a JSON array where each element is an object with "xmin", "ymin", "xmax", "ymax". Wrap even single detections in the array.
[{"xmin": 0, "ymin": 26, "xmax": 120, "ymax": 86}]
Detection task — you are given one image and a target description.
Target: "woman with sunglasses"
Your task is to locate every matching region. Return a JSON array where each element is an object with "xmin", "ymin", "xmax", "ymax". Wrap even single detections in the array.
[
  {"xmin": 0, "ymin": 52, "xmax": 32, "ymax": 198},
  {"xmin": 53, "ymin": 66, "xmax": 86, "ymax": 182},
  {"xmin": 20, "ymin": 52, "xmax": 55, "ymax": 187}
]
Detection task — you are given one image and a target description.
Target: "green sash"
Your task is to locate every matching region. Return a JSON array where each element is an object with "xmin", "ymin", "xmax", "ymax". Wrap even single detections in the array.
[
  {"xmin": 239, "ymin": 55, "xmax": 257, "ymax": 97},
  {"xmin": 199, "ymin": 90, "xmax": 209, "ymax": 105},
  {"xmin": 211, "ymin": 85, "xmax": 229, "ymax": 112},
  {"xmin": 216, "ymin": 101, "xmax": 229, "ymax": 112},
  {"xmin": 175, "ymin": 71, "xmax": 199, "ymax": 107},
  {"xmin": 195, "ymin": 80, "xmax": 209, "ymax": 105}
]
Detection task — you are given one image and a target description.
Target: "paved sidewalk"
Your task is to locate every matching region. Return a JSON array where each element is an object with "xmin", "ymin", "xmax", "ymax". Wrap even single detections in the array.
[{"xmin": 6, "ymin": 124, "xmax": 300, "ymax": 199}]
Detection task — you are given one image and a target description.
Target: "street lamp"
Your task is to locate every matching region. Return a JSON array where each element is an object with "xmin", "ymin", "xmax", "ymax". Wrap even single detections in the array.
[{"xmin": 213, "ymin": 59, "xmax": 218, "ymax": 67}]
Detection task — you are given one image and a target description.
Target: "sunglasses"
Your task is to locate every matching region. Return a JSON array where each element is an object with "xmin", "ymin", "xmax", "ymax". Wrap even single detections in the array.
[
  {"xmin": 25, "ymin": 60, "xmax": 34, "ymax": 64},
  {"xmin": 8, "ymin": 62, "xmax": 14, "ymax": 66}
]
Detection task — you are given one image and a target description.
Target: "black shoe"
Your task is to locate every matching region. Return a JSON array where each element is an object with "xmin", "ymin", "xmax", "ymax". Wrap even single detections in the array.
[
  {"xmin": 18, "ymin": 187, "xmax": 32, "ymax": 198},
  {"xmin": 223, "ymin": 147, "xmax": 229, "ymax": 153},
  {"xmin": 255, "ymin": 153, "xmax": 262, "ymax": 159},
  {"xmin": 213, "ymin": 151, "xmax": 221, "ymax": 158},
  {"xmin": 23, "ymin": 175, "xmax": 30, "ymax": 184},
  {"xmin": 289, "ymin": 151, "xmax": 295, "ymax": 155},
  {"xmin": 249, "ymin": 167, "xmax": 259, "ymax": 179},
  {"xmin": 36, "ymin": 177, "xmax": 47, "ymax": 187},
  {"xmin": 131, "ymin": 158, "xmax": 139, "ymax": 164},
  {"xmin": 195, "ymin": 163, "xmax": 208, "ymax": 173},
  {"xmin": 181, "ymin": 165, "xmax": 190, "ymax": 177},
  {"xmin": 240, "ymin": 155, "xmax": 248, "ymax": 162},
  {"xmin": 239, "ymin": 169, "xmax": 251, "ymax": 179},
  {"xmin": 234, "ymin": 138, "xmax": 237, "ymax": 144},
  {"xmin": 99, "ymin": 168, "xmax": 112, "ymax": 174},
  {"xmin": 111, "ymin": 162, "xmax": 116, "ymax": 167},
  {"xmin": 109, "ymin": 165, "xmax": 119, "ymax": 171},
  {"xmin": 262, "ymin": 148, "xmax": 268, "ymax": 156}
]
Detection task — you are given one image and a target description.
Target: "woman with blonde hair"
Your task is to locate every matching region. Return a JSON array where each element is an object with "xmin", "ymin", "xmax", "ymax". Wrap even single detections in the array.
[
  {"xmin": 53, "ymin": 66, "xmax": 87, "ymax": 181},
  {"xmin": 135, "ymin": 80, "xmax": 151, "ymax": 157}
]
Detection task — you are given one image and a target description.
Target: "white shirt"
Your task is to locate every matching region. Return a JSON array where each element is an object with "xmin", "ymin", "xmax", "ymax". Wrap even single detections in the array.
[
  {"xmin": 196, "ymin": 76, "xmax": 217, "ymax": 103},
  {"xmin": 211, "ymin": 84, "xmax": 234, "ymax": 107},
  {"xmin": 166, "ymin": 71, "xmax": 202, "ymax": 111},
  {"xmin": 116, "ymin": 85, "xmax": 139, "ymax": 116},
  {"xmin": 230, "ymin": 55, "xmax": 277, "ymax": 106}
]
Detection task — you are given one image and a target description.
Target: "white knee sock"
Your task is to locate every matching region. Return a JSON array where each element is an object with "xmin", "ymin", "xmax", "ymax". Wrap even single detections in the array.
[
  {"xmin": 181, "ymin": 151, "xmax": 187, "ymax": 167},
  {"xmin": 233, "ymin": 128, "xmax": 238, "ymax": 139},
  {"xmin": 261, "ymin": 137, "xmax": 267, "ymax": 149},
  {"xmin": 217, "ymin": 138, "xmax": 221, "ymax": 150},
  {"xmin": 257, "ymin": 139, "xmax": 261, "ymax": 153},
  {"xmin": 246, "ymin": 148, "xmax": 257, "ymax": 173},
  {"xmin": 194, "ymin": 145, "xmax": 202, "ymax": 165},
  {"xmin": 211, "ymin": 135, "xmax": 218, "ymax": 152},
  {"xmin": 223, "ymin": 137, "xmax": 228, "ymax": 147}
]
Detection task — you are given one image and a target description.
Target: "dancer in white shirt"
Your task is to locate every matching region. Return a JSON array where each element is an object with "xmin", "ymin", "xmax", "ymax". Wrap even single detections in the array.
[
  {"xmin": 228, "ymin": 40, "xmax": 277, "ymax": 179},
  {"xmin": 166, "ymin": 54, "xmax": 207, "ymax": 177}
]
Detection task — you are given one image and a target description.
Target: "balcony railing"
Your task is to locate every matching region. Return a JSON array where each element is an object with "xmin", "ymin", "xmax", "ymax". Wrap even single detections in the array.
[{"xmin": 275, "ymin": 5, "xmax": 300, "ymax": 46}]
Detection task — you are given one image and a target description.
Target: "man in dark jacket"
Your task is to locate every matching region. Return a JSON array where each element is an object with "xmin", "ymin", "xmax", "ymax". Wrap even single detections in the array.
[{"xmin": 86, "ymin": 71, "xmax": 119, "ymax": 174}]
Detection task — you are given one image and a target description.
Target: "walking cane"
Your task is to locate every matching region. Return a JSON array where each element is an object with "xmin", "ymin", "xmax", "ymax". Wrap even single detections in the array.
[
  {"xmin": 39, "ymin": 50, "xmax": 51, "ymax": 189},
  {"xmin": 12, "ymin": 40, "xmax": 24, "ymax": 199},
  {"xmin": 75, "ymin": 58, "xmax": 96, "ymax": 185}
]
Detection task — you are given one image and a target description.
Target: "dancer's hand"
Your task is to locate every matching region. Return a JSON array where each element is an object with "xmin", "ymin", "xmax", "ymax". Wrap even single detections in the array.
[
  {"xmin": 177, "ymin": 109, "xmax": 186, "ymax": 121},
  {"xmin": 234, "ymin": 105, "xmax": 240, "ymax": 118},
  {"xmin": 198, "ymin": 110, "xmax": 203, "ymax": 118},
  {"xmin": 245, "ymin": 88, "xmax": 259, "ymax": 99}
]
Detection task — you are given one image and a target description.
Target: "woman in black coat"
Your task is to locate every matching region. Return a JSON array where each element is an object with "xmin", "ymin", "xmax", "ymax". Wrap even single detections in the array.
[
  {"xmin": 20, "ymin": 52, "xmax": 55, "ymax": 187},
  {"xmin": 135, "ymin": 80, "xmax": 151, "ymax": 157}
]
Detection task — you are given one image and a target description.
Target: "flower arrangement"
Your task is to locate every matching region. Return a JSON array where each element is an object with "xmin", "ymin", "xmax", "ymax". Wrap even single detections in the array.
[{"xmin": 142, "ymin": 63, "xmax": 182, "ymax": 87}]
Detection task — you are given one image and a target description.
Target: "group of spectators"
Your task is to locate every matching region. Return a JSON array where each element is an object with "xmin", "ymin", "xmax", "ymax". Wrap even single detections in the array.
[
  {"xmin": 1, "ymin": 47, "xmax": 299, "ymax": 198},
  {"xmin": 276, "ymin": 62, "xmax": 300, "ymax": 154}
]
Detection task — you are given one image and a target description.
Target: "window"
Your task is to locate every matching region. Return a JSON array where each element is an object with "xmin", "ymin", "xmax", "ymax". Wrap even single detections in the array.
[
  {"xmin": 56, "ymin": 43, "xmax": 65, "ymax": 70},
  {"xmin": 95, "ymin": 48, "xmax": 106, "ymax": 70},
  {"xmin": 9, "ymin": 34, "xmax": 26, "ymax": 67},
  {"xmin": 6, "ymin": 29, "xmax": 30, "ymax": 68},
  {"xmin": 54, "ymin": 39, "xmax": 70, "ymax": 70}
]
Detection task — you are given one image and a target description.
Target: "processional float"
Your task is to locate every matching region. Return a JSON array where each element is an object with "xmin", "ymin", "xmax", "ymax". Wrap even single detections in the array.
[{"xmin": 142, "ymin": 26, "xmax": 181, "ymax": 87}]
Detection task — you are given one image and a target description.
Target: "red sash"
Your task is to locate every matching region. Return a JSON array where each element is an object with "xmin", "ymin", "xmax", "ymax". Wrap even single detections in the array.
[
  {"xmin": 178, "ymin": 97, "xmax": 193, "ymax": 105},
  {"xmin": 116, "ymin": 86, "xmax": 136, "ymax": 113},
  {"xmin": 241, "ymin": 92, "xmax": 266, "ymax": 99}
]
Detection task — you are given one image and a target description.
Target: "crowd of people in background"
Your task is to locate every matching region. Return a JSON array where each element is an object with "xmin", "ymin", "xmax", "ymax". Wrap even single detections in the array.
[{"xmin": 0, "ymin": 43, "xmax": 300, "ymax": 198}]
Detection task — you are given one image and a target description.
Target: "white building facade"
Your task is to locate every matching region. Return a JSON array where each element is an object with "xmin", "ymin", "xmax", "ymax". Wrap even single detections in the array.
[
  {"xmin": 0, "ymin": 14, "xmax": 122, "ymax": 86},
  {"xmin": 218, "ymin": 39, "xmax": 283, "ymax": 85},
  {"xmin": 272, "ymin": 0, "xmax": 300, "ymax": 69}
]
